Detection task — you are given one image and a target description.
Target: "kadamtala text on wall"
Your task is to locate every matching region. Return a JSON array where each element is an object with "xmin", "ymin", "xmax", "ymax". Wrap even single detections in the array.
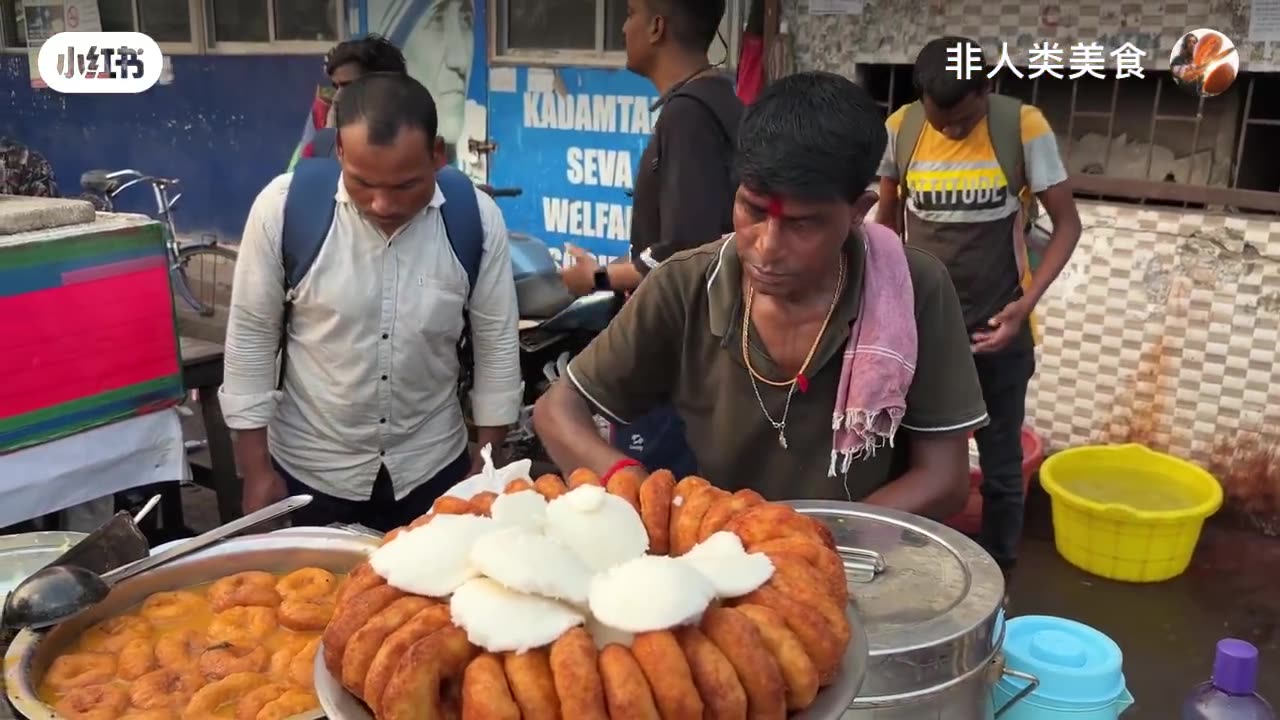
[{"xmin": 486, "ymin": 67, "xmax": 660, "ymax": 268}]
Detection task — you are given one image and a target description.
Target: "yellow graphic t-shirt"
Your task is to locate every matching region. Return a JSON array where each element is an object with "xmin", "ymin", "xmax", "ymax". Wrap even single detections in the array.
[{"xmin": 879, "ymin": 103, "xmax": 1067, "ymax": 342}]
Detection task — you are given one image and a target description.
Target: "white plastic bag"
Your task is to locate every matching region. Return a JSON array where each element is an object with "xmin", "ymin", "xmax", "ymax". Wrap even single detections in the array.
[{"xmin": 442, "ymin": 444, "xmax": 533, "ymax": 499}]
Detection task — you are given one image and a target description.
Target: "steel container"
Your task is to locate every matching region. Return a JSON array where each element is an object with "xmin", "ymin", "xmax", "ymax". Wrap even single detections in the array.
[
  {"xmin": 4, "ymin": 528, "xmax": 377, "ymax": 720},
  {"xmin": 785, "ymin": 501, "xmax": 1035, "ymax": 720},
  {"xmin": 0, "ymin": 533, "xmax": 90, "ymax": 607}
]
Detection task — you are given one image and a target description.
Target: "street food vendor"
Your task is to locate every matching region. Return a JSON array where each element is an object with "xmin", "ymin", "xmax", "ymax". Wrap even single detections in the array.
[{"xmin": 534, "ymin": 71, "xmax": 989, "ymax": 517}]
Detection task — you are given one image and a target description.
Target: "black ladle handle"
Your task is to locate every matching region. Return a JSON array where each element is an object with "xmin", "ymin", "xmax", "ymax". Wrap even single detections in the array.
[{"xmin": 102, "ymin": 495, "xmax": 313, "ymax": 585}]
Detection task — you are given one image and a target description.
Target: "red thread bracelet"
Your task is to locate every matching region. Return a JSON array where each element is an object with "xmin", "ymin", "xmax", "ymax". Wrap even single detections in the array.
[{"xmin": 601, "ymin": 458, "xmax": 645, "ymax": 487}]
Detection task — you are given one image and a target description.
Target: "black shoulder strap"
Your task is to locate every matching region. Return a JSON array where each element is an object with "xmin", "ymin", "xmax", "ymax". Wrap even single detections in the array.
[
  {"xmin": 895, "ymin": 101, "xmax": 927, "ymax": 199},
  {"xmin": 664, "ymin": 90, "xmax": 733, "ymax": 147}
]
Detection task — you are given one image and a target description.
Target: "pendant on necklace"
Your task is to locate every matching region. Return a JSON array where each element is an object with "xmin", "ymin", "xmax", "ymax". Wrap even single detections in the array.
[{"xmin": 778, "ymin": 430, "xmax": 788, "ymax": 449}]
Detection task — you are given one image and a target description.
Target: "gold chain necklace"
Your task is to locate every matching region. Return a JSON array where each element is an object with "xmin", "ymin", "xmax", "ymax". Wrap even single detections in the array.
[{"xmin": 741, "ymin": 262, "xmax": 845, "ymax": 449}]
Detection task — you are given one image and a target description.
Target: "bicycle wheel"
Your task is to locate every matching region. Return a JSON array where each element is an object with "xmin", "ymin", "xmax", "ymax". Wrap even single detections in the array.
[{"xmin": 174, "ymin": 244, "xmax": 238, "ymax": 318}]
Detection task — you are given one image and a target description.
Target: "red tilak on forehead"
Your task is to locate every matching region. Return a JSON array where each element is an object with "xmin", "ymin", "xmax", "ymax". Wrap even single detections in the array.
[{"xmin": 766, "ymin": 196, "xmax": 784, "ymax": 218}]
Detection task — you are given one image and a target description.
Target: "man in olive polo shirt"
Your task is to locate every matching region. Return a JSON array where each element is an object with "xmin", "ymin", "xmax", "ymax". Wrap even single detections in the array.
[{"xmin": 533, "ymin": 72, "xmax": 988, "ymax": 512}]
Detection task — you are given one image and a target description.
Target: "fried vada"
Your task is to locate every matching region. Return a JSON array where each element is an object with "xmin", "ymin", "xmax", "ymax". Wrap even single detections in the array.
[
  {"xmin": 130, "ymin": 667, "xmax": 204, "ymax": 710},
  {"xmin": 380, "ymin": 627, "xmax": 479, "ymax": 720},
  {"xmin": 501, "ymin": 648, "xmax": 561, "ymax": 720},
  {"xmin": 319, "ymin": 468, "xmax": 852, "ymax": 720},
  {"xmin": 56, "ymin": 684, "xmax": 129, "ymax": 720},
  {"xmin": 460, "ymin": 653, "xmax": 520, "ymax": 720},
  {"xmin": 322, "ymin": 584, "xmax": 406, "ymax": 677},
  {"xmin": 676, "ymin": 626, "xmax": 749, "ymax": 720},
  {"xmin": 637, "ymin": 470, "xmax": 675, "ymax": 555},
  {"xmin": 734, "ymin": 604, "xmax": 819, "ymax": 710},
  {"xmin": 548, "ymin": 628, "xmax": 609, "ymax": 720},
  {"xmin": 699, "ymin": 489, "xmax": 765, "ymax": 542},
  {"xmin": 631, "ymin": 630, "xmax": 703, "ymax": 720},
  {"xmin": 342, "ymin": 596, "xmax": 435, "ymax": 695},
  {"xmin": 207, "ymin": 572, "xmax": 281, "ymax": 613},
  {"xmin": 701, "ymin": 607, "xmax": 786, "ymax": 719},
  {"xmin": 597, "ymin": 644, "xmax": 660, "ymax": 720},
  {"xmin": 80, "ymin": 616, "xmax": 152, "ymax": 654},
  {"xmin": 532, "ymin": 474, "xmax": 568, "ymax": 500},
  {"xmin": 363, "ymin": 604, "xmax": 455, "ymax": 715},
  {"xmin": 672, "ymin": 486, "xmax": 729, "ymax": 556}
]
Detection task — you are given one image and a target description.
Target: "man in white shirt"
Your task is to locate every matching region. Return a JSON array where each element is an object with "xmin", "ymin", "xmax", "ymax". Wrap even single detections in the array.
[{"xmin": 219, "ymin": 73, "xmax": 522, "ymax": 530}]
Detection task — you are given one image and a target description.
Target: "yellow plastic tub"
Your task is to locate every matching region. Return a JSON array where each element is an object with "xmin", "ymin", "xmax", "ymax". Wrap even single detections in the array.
[{"xmin": 1039, "ymin": 443, "xmax": 1224, "ymax": 583}]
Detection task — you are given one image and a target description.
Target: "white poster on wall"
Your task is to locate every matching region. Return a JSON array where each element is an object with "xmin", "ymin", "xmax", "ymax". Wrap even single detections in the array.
[
  {"xmin": 23, "ymin": 0, "xmax": 103, "ymax": 88},
  {"xmin": 62, "ymin": 0, "xmax": 101, "ymax": 32},
  {"xmin": 363, "ymin": 0, "xmax": 486, "ymax": 180},
  {"xmin": 1249, "ymin": 0, "xmax": 1280, "ymax": 42}
]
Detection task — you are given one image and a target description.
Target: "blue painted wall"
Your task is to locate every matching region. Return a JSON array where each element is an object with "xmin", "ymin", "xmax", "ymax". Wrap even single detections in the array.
[
  {"xmin": 0, "ymin": 0, "xmax": 663, "ymax": 258},
  {"xmin": 486, "ymin": 67, "xmax": 658, "ymax": 267},
  {"xmin": 0, "ymin": 54, "xmax": 323, "ymax": 242}
]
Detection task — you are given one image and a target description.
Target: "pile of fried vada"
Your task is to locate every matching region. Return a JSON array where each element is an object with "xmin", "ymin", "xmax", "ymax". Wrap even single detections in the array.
[
  {"xmin": 323, "ymin": 468, "xmax": 853, "ymax": 720},
  {"xmin": 38, "ymin": 567, "xmax": 341, "ymax": 720}
]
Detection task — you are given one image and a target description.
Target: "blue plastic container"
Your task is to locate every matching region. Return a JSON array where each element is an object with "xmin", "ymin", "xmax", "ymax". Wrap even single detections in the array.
[{"xmin": 993, "ymin": 616, "xmax": 1135, "ymax": 719}]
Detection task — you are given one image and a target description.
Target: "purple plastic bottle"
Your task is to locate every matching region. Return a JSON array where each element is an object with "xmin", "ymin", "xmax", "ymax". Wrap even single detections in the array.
[{"xmin": 1183, "ymin": 639, "xmax": 1276, "ymax": 720}]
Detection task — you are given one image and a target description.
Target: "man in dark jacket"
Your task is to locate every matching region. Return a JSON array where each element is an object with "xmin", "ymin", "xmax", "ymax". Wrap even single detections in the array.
[
  {"xmin": 559, "ymin": 0, "xmax": 743, "ymax": 478},
  {"xmin": 0, "ymin": 137, "xmax": 59, "ymax": 197}
]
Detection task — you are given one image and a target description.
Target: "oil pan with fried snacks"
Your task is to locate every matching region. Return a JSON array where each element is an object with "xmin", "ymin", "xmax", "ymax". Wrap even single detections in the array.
[{"xmin": 4, "ymin": 528, "xmax": 377, "ymax": 720}]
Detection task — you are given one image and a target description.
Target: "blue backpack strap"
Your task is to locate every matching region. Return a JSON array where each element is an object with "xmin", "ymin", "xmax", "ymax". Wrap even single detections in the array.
[
  {"xmin": 282, "ymin": 158, "xmax": 341, "ymax": 290},
  {"xmin": 435, "ymin": 165, "xmax": 484, "ymax": 297},
  {"xmin": 310, "ymin": 127, "xmax": 338, "ymax": 160},
  {"xmin": 277, "ymin": 158, "xmax": 340, "ymax": 390}
]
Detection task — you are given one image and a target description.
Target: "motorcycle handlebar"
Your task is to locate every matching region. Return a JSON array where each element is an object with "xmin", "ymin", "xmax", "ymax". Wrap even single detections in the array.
[{"xmin": 479, "ymin": 184, "xmax": 522, "ymax": 198}]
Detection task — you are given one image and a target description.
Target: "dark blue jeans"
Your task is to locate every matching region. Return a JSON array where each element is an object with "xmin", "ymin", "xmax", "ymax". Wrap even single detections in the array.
[
  {"xmin": 272, "ymin": 450, "xmax": 469, "ymax": 532},
  {"xmin": 612, "ymin": 406, "xmax": 699, "ymax": 479},
  {"xmin": 973, "ymin": 347, "xmax": 1036, "ymax": 569}
]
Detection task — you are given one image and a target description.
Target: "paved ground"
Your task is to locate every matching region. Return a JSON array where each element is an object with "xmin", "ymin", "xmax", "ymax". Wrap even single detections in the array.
[
  {"xmin": 174, "ymin": 249, "xmax": 236, "ymax": 344},
  {"xmin": 1009, "ymin": 485, "xmax": 1280, "ymax": 716}
]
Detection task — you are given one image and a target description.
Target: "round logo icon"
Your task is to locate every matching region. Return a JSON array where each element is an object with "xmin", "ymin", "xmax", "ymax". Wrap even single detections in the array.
[
  {"xmin": 1169, "ymin": 29, "xmax": 1239, "ymax": 97},
  {"xmin": 36, "ymin": 32, "xmax": 163, "ymax": 94}
]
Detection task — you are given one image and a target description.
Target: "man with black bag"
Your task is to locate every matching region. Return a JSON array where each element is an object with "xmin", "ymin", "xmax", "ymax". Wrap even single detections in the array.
[{"xmin": 559, "ymin": 0, "xmax": 743, "ymax": 478}]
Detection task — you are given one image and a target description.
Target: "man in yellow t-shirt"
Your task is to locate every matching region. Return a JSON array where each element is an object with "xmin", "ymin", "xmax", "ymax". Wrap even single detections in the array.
[{"xmin": 875, "ymin": 36, "xmax": 1082, "ymax": 572}]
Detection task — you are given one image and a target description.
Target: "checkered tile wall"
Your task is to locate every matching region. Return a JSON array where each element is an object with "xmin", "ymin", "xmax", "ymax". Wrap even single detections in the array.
[
  {"xmin": 806, "ymin": 0, "xmax": 1280, "ymax": 519},
  {"xmin": 860, "ymin": 195, "xmax": 1280, "ymax": 515},
  {"xmin": 1024, "ymin": 203, "xmax": 1280, "ymax": 507}
]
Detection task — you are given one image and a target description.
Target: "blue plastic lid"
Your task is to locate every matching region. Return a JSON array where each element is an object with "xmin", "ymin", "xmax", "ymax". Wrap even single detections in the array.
[{"xmin": 999, "ymin": 615, "xmax": 1127, "ymax": 709}]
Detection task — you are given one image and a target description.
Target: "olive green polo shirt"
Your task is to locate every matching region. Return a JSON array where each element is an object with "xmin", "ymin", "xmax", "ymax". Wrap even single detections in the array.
[{"xmin": 566, "ymin": 234, "xmax": 988, "ymax": 501}]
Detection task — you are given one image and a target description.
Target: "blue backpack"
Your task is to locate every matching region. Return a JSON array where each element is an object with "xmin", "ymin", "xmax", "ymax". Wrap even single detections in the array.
[
  {"xmin": 277, "ymin": 155, "xmax": 485, "ymax": 387},
  {"xmin": 281, "ymin": 155, "xmax": 483, "ymax": 292}
]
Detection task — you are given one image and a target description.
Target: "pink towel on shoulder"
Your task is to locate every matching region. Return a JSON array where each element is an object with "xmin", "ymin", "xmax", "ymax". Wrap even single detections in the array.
[{"xmin": 830, "ymin": 222, "xmax": 918, "ymax": 477}]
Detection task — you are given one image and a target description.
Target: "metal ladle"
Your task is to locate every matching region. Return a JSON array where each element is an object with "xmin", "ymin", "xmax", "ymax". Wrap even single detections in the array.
[{"xmin": 2, "ymin": 495, "xmax": 312, "ymax": 630}]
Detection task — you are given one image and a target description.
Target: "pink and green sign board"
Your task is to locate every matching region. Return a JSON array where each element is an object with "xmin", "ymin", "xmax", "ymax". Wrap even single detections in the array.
[{"xmin": 0, "ymin": 218, "xmax": 184, "ymax": 453}]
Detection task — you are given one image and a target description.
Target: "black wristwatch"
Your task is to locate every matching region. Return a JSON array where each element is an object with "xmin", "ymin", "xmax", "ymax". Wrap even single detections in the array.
[{"xmin": 593, "ymin": 267, "xmax": 612, "ymax": 292}]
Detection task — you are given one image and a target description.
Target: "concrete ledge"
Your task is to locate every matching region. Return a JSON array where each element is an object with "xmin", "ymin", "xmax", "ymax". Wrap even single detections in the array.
[{"xmin": 0, "ymin": 196, "xmax": 96, "ymax": 235}]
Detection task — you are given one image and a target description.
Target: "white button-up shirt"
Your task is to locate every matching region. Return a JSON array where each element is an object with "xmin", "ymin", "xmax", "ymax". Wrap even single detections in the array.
[{"xmin": 218, "ymin": 172, "xmax": 522, "ymax": 501}]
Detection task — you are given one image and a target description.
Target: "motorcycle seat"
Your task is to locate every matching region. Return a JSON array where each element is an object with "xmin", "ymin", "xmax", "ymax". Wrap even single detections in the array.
[{"xmin": 80, "ymin": 169, "xmax": 120, "ymax": 194}]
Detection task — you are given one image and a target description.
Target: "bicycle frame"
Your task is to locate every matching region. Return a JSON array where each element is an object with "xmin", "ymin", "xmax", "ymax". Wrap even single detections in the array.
[
  {"xmin": 100, "ymin": 169, "xmax": 183, "ymax": 254},
  {"xmin": 95, "ymin": 169, "xmax": 214, "ymax": 313}
]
